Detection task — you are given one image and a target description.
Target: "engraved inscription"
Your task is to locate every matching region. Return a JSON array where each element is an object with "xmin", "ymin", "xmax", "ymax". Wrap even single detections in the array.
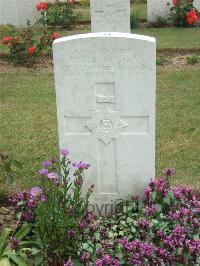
[{"xmin": 58, "ymin": 49, "xmax": 152, "ymax": 77}]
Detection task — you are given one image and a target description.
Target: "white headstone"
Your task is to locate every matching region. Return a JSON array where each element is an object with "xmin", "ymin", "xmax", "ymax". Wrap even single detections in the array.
[
  {"xmin": 53, "ymin": 32, "xmax": 156, "ymax": 214},
  {"xmin": 147, "ymin": 0, "xmax": 172, "ymax": 23},
  {"xmin": 0, "ymin": 0, "xmax": 40, "ymax": 27},
  {"xmin": 194, "ymin": 0, "xmax": 200, "ymax": 10},
  {"xmin": 90, "ymin": 0, "xmax": 130, "ymax": 33}
]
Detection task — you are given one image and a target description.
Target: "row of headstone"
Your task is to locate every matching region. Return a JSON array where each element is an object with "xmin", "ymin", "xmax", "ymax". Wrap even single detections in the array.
[
  {"xmin": 0, "ymin": 0, "xmax": 41, "ymax": 27},
  {"xmin": 147, "ymin": 0, "xmax": 200, "ymax": 23},
  {"xmin": 53, "ymin": 0, "xmax": 156, "ymax": 214},
  {"xmin": 0, "ymin": 0, "xmax": 68, "ymax": 27}
]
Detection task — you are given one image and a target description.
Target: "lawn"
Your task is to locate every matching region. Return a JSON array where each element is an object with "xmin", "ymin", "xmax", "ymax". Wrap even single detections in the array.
[{"xmin": 0, "ymin": 68, "xmax": 199, "ymax": 198}]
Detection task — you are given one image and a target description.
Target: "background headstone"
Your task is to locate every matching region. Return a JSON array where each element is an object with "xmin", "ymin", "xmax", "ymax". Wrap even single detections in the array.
[
  {"xmin": 194, "ymin": 0, "xmax": 200, "ymax": 10},
  {"xmin": 53, "ymin": 32, "xmax": 156, "ymax": 213},
  {"xmin": 0, "ymin": 0, "xmax": 41, "ymax": 27},
  {"xmin": 147, "ymin": 0, "xmax": 200, "ymax": 23},
  {"xmin": 90, "ymin": 0, "xmax": 130, "ymax": 32},
  {"xmin": 147, "ymin": 0, "xmax": 172, "ymax": 23}
]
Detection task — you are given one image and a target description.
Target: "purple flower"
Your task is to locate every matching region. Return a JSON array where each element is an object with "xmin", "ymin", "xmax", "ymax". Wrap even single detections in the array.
[
  {"xmin": 41, "ymin": 195, "xmax": 47, "ymax": 202},
  {"xmin": 144, "ymin": 187, "xmax": 152, "ymax": 200},
  {"xmin": 95, "ymin": 255, "xmax": 120, "ymax": 266},
  {"xmin": 38, "ymin": 168, "xmax": 49, "ymax": 176},
  {"xmin": 80, "ymin": 252, "xmax": 90, "ymax": 263},
  {"xmin": 63, "ymin": 259, "xmax": 73, "ymax": 266},
  {"xmin": 164, "ymin": 168, "xmax": 176, "ymax": 176},
  {"xmin": 72, "ymin": 161, "xmax": 90, "ymax": 170},
  {"xmin": 60, "ymin": 148, "xmax": 70, "ymax": 156},
  {"xmin": 30, "ymin": 187, "xmax": 43, "ymax": 198},
  {"xmin": 90, "ymin": 184, "xmax": 95, "ymax": 189},
  {"xmin": 67, "ymin": 229, "xmax": 75, "ymax": 240},
  {"xmin": 144, "ymin": 204, "xmax": 156, "ymax": 215},
  {"xmin": 9, "ymin": 238, "xmax": 20, "ymax": 250},
  {"xmin": 42, "ymin": 160, "xmax": 52, "ymax": 168},
  {"xmin": 47, "ymin": 172, "xmax": 59, "ymax": 181},
  {"xmin": 75, "ymin": 177, "xmax": 83, "ymax": 186}
]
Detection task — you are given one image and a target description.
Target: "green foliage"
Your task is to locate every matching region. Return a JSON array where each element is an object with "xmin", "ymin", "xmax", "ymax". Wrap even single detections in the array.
[
  {"xmin": 151, "ymin": 16, "xmax": 168, "ymax": 27},
  {"xmin": 0, "ymin": 224, "xmax": 32, "ymax": 266},
  {"xmin": 0, "ymin": 152, "xmax": 22, "ymax": 184},
  {"xmin": 186, "ymin": 54, "xmax": 200, "ymax": 64},
  {"xmin": 130, "ymin": 9, "xmax": 141, "ymax": 29},
  {"xmin": 1, "ymin": 26, "xmax": 57, "ymax": 67},
  {"xmin": 38, "ymin": 1, "xmax": 76, "ymax": 29},
  {"xmin": 31, "ymin": 156, "xmax": 92, "ymax": 264}
]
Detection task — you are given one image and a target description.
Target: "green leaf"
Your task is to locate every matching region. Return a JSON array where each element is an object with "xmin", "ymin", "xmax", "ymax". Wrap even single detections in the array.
[
  {"xmin": 9, "ymin": 254, "xmax": 27, "ymax": 266},
  {"xmin": 151, "ymin": 191, "xmax": 157, "ymax": 201},
  {"xmin": 126, "ymin": 217, "xmax": 133, "ymax": 224},
  {"xmin": 14, "ymin": 223, "xmax": 31, "ymax": 240},
  {"xmin": 82, "ymin": 243, "xmax": 89, "ymax": 250},
  {"xmin": 0, "ymin": 228, "xmax": 11, "ymax": 255},
  {"xmin": 119, "ymin": 231, "xmax": 124, "ymax": 236}
]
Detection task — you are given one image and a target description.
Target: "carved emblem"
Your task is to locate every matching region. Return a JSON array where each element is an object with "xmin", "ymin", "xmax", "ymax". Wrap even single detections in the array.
[{"xmin": 85, "ymin": 108, "xmax": 127, "ymax": 145}]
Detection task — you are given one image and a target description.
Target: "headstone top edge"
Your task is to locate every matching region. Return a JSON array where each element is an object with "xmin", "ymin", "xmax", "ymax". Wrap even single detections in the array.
[{"xmin": 53, "ymin": 32, "xmax": 156, "ymax": 46}]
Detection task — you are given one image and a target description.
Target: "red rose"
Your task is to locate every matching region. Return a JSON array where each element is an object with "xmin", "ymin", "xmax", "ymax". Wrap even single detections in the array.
[
  {"xmin": 36, "ymin": 2, "xmax": 48, "ymax": 11},
  {"xmin": 28, "ymin": 46, "xmax": 36, "ymax": 55},
  {"xmin": 68, "ymin": 0, "xmax": 76, "ymax": 4},
  {"xmin": 2, "ymin": 36, "xmax": 12, "ymax": 45},
  {"xmin": 13, "ymin": 36, "xmax": 19, "ymax": 43},
  {"xmin": 41, "ymin": 2, "xmax": 48, "ymax": 10},
  {"xmin": 53, "ymin": 32, "xmax": 59, "ymax": 39},
  {"xmin": 172, "ymin": 0, "xmax": 178, "ymax": 5},
  {"xmin": 186, "ymin": 10, "xmax": 198, "ymax": 25},
  {"xmin": 36, "ymin": 3, "xmax": 42, "ymax": 11}
]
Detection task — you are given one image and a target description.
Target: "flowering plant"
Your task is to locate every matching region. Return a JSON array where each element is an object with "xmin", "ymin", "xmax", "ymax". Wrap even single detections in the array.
[
  {"xmin": 8, "ymin": 159, "xmax": 200, "ymax": 265},
  {"xmin": 10, "ymin": 148, "xmax": 94, "ymax": 264},
  {"xmin": 37, "ymin": 0, "xmax": 76, "ymax": 29},
  {"xmin": 1, "ymin": 26, "xmax": 59, "ymax": 66},
  {"xmin": 169, "ymin": 0, "xmax": 200, "ymax": 26}
]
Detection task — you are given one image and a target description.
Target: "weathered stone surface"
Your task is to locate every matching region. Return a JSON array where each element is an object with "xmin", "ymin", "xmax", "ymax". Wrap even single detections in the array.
[
  {"xmin": 90, "ymin": 0, "xmax": 130, "ymax": 33},
  {"xmin": 53, "ymin": 32, "xmax": 156, "ymax": 214},
  {"xmin": 147, "ymin": 0, "xmax": 172, "ymax": 22},
  {"xmin": 0, "ymin": 0, "xmax": 40, "ymax": 27},
  {"xmin": 194, "ymin": 0, "xmax": 200, "ymax": 10}
]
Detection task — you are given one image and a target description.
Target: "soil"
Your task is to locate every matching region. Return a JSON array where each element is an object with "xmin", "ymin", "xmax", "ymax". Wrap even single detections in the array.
[{"xmin": 0, "ymin": 206, "xmax": 17, "ymax": 229}]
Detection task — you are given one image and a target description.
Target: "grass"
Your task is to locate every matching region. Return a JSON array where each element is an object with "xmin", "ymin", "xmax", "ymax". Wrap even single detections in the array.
[
  {"xmin": 132, "ymin": 28, "xmax": 200, "ymax": 49},
  {"xmin": 0, "ymin": 68, "xmax": 200, "ymax": 198}
]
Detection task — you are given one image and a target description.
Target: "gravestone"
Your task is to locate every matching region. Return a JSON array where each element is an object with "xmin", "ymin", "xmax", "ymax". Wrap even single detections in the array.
[
  {"xmin": 147, "ymin": 0, "xmax": 172, "ymax": 23},
  {"xmin": 53, "ymin": 32, "xmax": 156, "ymax": 214},
  {"xmin": 0, "ymin": 0, "xmax": 40, "ymax": 27},
  {"xmin": 90, "ymin": 0, "xmax": 130, "ymax": 32},
  {"xmin": 194, "ymin": 0, "xmax": 200, "ymax": 10}
]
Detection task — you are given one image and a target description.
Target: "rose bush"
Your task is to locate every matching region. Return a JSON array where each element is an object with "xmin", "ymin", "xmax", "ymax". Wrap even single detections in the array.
[
  {"xmin": 37, "ymin": 1, "xmax": 76, "ymax": 29},
  {"xmin": 1, "ymin": 150, "xmax": 199, "ymax": 265},
  {"xmin": 1, "ymin": 26, "xmax": 59, "ymax": 66},
  {"xmin": 169, "ymin": 0, "xmax": 200, "ymax": 27}
]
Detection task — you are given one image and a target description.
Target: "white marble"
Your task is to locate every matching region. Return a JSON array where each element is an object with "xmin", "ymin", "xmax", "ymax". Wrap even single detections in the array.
[
  {"xmin": 147, "ymin": 0, "xmax": 172, "ymax": 22},
  {"xmin": 194, "ymin": 0, "xmax": 200, "ymax": 10},
  {"xmin": 53, "ymin": 32, "xmax": 156, "ymax": 214},
  {"xmin": 90, "ymin": 0, "xmax": 130, "ymax": 33},
  {"xmin": 0, "ymin": 0, "xmax": 40, "ymax": 27}
]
